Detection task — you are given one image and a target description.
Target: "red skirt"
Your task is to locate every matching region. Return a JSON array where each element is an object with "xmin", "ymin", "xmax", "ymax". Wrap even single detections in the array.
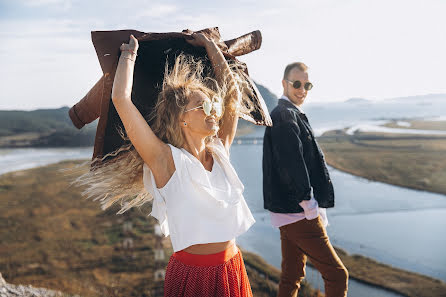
[{"xmin": 164, "ymin": 245, "xmax": 253, "ymax": 297}]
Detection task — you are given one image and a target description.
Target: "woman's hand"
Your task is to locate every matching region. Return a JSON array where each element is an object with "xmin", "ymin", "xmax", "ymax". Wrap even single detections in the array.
[
  {"xmin": 186, "ymin": 32, "xmax": 213, "ymax": 48},
  {"xmin": 120, "ymin": 34, "xmax": 139, "ymax": 55}
]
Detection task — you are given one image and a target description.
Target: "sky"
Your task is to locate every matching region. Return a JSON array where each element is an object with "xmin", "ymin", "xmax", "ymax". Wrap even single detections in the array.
[{"xmin": 0, "ymin": 0, "xmax": 445, "ymax": 110}]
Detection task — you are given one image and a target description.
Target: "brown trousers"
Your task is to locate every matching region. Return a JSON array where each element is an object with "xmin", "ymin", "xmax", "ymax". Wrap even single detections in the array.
[{"xmin": 277, "ymin": 215, "xmax": 348, "ymax": 297}]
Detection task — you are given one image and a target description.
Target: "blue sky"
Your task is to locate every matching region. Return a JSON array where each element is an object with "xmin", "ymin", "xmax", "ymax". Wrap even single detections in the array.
[{"xmin": 1, "ymin": 0, "xmax": 445, "ymax": 109}]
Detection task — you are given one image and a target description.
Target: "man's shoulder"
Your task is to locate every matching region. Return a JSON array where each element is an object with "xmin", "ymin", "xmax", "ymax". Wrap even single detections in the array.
[{"xmin": 270, "ymin": 101, "xmax": 300, "ymax": 125}]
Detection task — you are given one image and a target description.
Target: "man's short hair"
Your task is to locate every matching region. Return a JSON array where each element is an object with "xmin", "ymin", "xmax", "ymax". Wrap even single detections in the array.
[{"xmin": 283, "ymin": 62, "xmax": 308, "ymax": 79}]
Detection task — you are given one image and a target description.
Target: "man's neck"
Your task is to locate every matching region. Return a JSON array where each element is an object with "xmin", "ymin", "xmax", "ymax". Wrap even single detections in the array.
[{"xmin": 281, "ymin": 95, "xmax": 304, "ymax": 113}]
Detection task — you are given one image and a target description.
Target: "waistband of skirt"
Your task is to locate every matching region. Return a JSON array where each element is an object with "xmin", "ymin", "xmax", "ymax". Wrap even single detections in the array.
[{"xmin": 173, "ymin": 244, "xmax": 240, "ymax": 267}]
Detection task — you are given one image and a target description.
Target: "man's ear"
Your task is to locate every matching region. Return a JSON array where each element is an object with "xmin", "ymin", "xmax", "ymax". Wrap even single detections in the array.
[{"xmin": 282, "ymin": 79, "xmax": 287, "ymax": 91}]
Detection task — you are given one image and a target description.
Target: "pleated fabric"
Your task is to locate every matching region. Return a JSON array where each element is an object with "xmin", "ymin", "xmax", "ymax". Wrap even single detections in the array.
[{"xmin": 164, "ymin": 245, "xmax": 253, "ymax": 297}]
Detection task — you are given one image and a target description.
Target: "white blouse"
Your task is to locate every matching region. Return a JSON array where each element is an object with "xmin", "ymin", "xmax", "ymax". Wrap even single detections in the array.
[{"xmin": 143, "ymin": 138, "xmax": 255, "ymax": 252}]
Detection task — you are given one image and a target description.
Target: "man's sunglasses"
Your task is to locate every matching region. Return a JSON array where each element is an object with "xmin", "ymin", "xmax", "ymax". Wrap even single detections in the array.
[
  {"xmin": 285, "ymin": 79, "xmax": 313, "ymax": 91},
  {"xmin": 184, "ymin": 97, "xmax": 223, "ymax": 118}
]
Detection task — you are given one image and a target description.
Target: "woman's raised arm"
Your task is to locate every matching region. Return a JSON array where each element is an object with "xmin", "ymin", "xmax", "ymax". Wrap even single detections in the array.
[
  {"xmin": 112, "ymin": 35, "xmax": 174, "ymax": 182},
  {"xmin": 187, "ymin": 33, "xmax": 241, "ymax": 151}
]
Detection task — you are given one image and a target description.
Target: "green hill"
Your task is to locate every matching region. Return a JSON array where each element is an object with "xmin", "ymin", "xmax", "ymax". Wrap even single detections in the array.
[
  {"xmin": 255, "ymin": 82, "xmax": 279, "ymax": 112},
  {"xmin": 0, "ymin": 107, "xmax": 97, "ymax": 147},
  {"xmin": 0, "ymin": 107, "xmax": 74, "ymax": 136},
  {"xmin": 0, "ymin": 82, "xmax": 278, "ymax": 147}
]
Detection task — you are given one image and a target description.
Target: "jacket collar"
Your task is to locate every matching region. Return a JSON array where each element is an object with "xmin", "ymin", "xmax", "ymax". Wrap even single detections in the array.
[{"xmin": 279, "ymin": 97, "xmax": 305, "ymax": 114}]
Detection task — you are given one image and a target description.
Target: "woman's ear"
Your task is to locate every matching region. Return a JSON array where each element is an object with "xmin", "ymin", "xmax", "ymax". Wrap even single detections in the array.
[{"xmin": 179, "ymin": 116, "xmax": 187, "ymax": 128}]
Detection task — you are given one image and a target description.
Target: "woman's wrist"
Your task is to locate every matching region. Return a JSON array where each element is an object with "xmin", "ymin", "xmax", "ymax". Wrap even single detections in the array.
[
  {"xmin": 122, "ymin": 49, "xmax": 138, "ymax": 56},
  {"xmin": 120, "ymin": 51, "xmax": 137, "ymax": 62}
]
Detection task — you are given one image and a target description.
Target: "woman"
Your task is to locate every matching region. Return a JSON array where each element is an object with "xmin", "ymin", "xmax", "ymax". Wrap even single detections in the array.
[{"xmin": 109, "ymin": 33, "xmax": 255, "ymax": 296}]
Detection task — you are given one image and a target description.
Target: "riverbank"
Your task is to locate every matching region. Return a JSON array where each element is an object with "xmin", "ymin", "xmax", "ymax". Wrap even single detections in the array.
[
  {"xmin": 383, "ymin": 119, "xmax": 446, "ymax": 131},
  {"xmin": 331, "ymin": 248, "xmax": 446, "ymax": 297},
  {"xmin": 0, "ymin": 160, "xmax": 320, "ymax": 297},
  {"xmin": 318, "ymin": 130, "xmax": 446, "ymax": 195}
]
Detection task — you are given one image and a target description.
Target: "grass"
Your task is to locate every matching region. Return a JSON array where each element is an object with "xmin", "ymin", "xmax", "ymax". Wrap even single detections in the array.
[
  {"xmin": 383, "ymin": 119, "xmax": 446, "ymax": 131},
  {"xmin": 318, "ymin": 131, "xmax": 446, "ymax": 195},
  {"xmin": 0, "ymin": 160, "xmax": 321, "ymax": 297},
  {"xmin": 332, "ymin": 248, "xmax": 446, "ymax": 297},
  {"xmin": 0, "ymin": 161, "xmax": 164, "ymax": 296}
]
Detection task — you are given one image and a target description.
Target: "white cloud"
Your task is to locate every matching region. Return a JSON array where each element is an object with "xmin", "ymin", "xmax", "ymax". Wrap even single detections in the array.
[
  {"xmin": 136, "ymin": 4, "xmax": 179, "ymax": 19},
  {"xmin": 19, "ymin": 0, "xmax": 72, "ymax": 10},
  {"xmin": 0, "ymin": 17, "xmax": 102, "ymax": 110}
]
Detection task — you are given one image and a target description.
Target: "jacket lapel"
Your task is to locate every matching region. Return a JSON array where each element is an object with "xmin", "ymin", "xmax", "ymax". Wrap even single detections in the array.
[{"xmin": 279, "ymin": 99, "xmax": 314, "ymax": 134}]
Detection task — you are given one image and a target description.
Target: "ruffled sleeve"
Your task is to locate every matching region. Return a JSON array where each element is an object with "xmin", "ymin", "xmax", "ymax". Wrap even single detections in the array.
[
  {"xmin": 143, "ymin": 163, "xmax": 170, "ymax": 236},
  {"xmin": 142, "ymin": 144, "xmax": 183, "ymax": 237}
]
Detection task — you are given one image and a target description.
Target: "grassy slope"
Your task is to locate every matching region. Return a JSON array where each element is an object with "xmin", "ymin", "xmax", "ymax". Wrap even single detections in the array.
[
  {"xmin": 318, "ymin": 131, "xmax": 446, "ymax": 195},
  {"xmin": 383, "ymin": 120, "xmax": 446, "ymax": 131},
  {"xmin": 332, "ymin": 249, "xmax": 446, "ymax": 297},
  {"xmin": 2, "ymin": 161, "xmax": 446, "ymax": 297},
  {"xmin": 0, "ymin": 161, "xmax": 320, "ymax": 297}
]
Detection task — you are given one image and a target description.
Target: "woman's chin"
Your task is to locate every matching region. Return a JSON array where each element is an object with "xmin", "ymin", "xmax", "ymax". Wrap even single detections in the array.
[{"xmin": 207, "ymin": 124, "xmax": 219, "ymax": 136}]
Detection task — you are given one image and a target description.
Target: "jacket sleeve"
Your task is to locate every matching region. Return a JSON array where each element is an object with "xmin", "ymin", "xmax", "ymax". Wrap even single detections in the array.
[{"xmin": 270, "ymin": 121, "xmax": 312, "ymax": 203}]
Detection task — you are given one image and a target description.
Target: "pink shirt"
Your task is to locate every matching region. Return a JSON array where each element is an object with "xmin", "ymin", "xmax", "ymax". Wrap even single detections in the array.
[{"xmin": 269, "ymin": 96, "xmax": 328, "ymax": 228}]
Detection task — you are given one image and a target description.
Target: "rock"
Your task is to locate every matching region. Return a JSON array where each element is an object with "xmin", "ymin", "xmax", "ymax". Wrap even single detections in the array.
[{"xmin": 0, "ymin": 272, "xmax": 80, "ymax": 297}]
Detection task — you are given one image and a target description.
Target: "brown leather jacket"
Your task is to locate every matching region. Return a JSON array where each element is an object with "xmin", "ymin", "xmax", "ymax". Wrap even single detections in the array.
[{"xmin": 69, "ymin": 27, "xmax": 271, "ymax": 159}]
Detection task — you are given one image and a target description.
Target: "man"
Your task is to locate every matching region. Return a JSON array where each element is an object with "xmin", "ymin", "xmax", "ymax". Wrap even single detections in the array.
[{"xmin": 262, "ymin": 62, "xmax": 348, "ymax": 297}]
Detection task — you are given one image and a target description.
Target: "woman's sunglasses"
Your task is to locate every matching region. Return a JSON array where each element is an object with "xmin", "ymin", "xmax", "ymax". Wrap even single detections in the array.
[
  {"xmin": 285, "ymin": 79, "xmax": 313, "ymax": 91},
  {"xmin": 184, "ymin": 97, "xmax": 223, "ymax": 118}
]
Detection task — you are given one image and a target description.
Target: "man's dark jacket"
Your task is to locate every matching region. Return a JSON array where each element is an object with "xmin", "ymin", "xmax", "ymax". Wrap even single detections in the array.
[{"xmin": 262, "ymin": 99, "xmax": 335, "ymax": 213}]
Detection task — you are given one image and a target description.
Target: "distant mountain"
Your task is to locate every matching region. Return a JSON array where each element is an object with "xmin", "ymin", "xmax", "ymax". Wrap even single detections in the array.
[
  {"xmin": 255, "ymin": 82, "xmax": 279, "ymax": 112},
  {"xmin": 304, "ymin": 93, "xmax": 446, "ymax": 128},
  {"xmin": 0, "ymin": 107, "xmax": 74, "ymax": 136},
  {"xmin": 388, "ymin": 93, "xmax": 446, "ymax": 102},
  {"xmin": 344, "ymin": 98, "xmax": 370, "ymax": 104},
  {"xmin": 0, "ymin": 107, "xmax": 97, "ymax": 147},
  {"xmin": 235, "ymin": 82, "xmax": 278, "ymax": 136},
  {"xmin": 4, "ymin": 87, "xmax": 443, "ymax": 146},
  {"xmin": 0, "ymin": 82, "xmax": 278, "ymax": 147}
]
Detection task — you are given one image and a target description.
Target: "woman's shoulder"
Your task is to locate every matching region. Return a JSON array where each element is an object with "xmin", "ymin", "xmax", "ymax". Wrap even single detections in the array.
[{"xmin": 165, "ymin": 143, "xmax": 187, "ymax": 170}]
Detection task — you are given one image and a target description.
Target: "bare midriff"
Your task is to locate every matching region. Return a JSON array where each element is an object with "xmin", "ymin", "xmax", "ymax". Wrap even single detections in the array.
[{"xmin": 182, "ymin": 240, "xmax": 235, "ymax": 255}]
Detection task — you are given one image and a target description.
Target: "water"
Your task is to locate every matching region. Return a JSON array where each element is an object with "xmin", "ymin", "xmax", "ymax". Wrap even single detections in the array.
[
  {"xmin": 229, "ymin": 143, "xmax": 446, "ymax": 295},
  {"xmin": 237, "ymin": 211, "xmax": 403, "ymax": 297},
  {"xmin": 249, "ymin": 118, "xmax": 446, "ymax": 138},
  {"xmin": 345, "ymin": 122, "xmax": 446, "ymax": 135},
  {"xmin": 0, "ymin": 147, "xmax": 92, "ymax": 176}
]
